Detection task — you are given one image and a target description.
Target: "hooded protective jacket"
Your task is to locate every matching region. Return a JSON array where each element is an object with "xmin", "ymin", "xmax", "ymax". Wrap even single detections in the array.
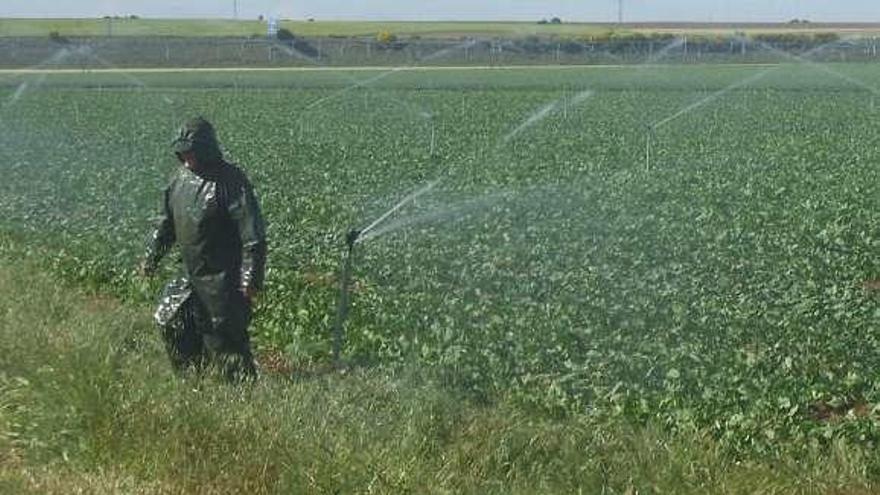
[{"xmin": 146, "ymin": 118, "xmax": 267, "ymax": 333}]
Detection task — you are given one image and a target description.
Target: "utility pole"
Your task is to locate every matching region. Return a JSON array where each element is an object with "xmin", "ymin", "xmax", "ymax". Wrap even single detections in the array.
[
  {"xmin": 618, "ymin": 0, "xmax": 623, "ymax": 25},
  {"xmin": 233, "ymin": 0, "xmax": 239, "ymax": 19}
]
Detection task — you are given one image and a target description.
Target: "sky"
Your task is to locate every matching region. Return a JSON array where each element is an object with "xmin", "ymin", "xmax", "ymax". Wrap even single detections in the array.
[{"xmin": 1, "ymin": 1, "xmax": 878, "ymax": 23}]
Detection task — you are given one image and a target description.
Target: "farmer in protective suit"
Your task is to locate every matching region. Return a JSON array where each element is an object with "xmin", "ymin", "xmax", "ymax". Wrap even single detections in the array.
[{"xmin": 142, "ymin": 117, "xmax": 267, "ymax": 380}]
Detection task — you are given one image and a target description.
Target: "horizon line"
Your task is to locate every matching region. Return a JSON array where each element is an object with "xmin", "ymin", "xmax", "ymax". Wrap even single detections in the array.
[{"xmin": 4, "ymin": 17, "xmax": 880, "ymax": 25}]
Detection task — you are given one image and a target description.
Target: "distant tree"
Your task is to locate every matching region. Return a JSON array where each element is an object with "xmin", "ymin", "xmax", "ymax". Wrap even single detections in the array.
[
  {"xmin": 537, "ymin": 19, "xmax": 548, "ymax": 25},
  {"xmin": 258, "ymin": 14, "xmax": 264, "ymax": 21},
  {"xmin": 560, "ymin": 40, "xmax": 583, "ymax": 54},
  {"xmin": 519, "ymin": 35, "xmax": 548, "ymax": 53},
  {"xmin": 376, "ymin": 30, "xmax": 397, "ymax": 45},
  {"xmin": 550, "ymin": 17, "xmax": 562, "ymax": 24},
  {"xmin": 292, "ymin": 37, "xmax": 320, "ymax": 57},
  {"xmin": 129, "ymin": 15, "xmax": 139, "ymax": 19},
  {"xmin": 276, "ymin": 27, "xmax": 295, "ymax": 41},
  {"xmin": 813, "ymin": 32, "xmax": 839, "ymax": 44},
  {"xmin": 48, "ymin": 31, "xmax": 69, "ymax": 44},
  {"xmin": 275, "ymin": 28, "xmax": 320, "ymax": 57}
]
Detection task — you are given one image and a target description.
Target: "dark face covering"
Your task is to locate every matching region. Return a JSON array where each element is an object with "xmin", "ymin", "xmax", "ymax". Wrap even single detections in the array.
[
  {"xmin": 176, "ymin": 151, "xmax": 204, "ymax": 173},
  {"xmin": 171, "ymin": 117, "xmax": 224, "ymax": 171}
]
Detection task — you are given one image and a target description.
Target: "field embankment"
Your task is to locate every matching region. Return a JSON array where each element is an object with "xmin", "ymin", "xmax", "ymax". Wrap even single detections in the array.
[
  {"xmin": 0, "ymin": 252, "xmax": 877, "ymax": 494},
  {"xmin": 2, "ymin": 18, "xmax": 879, "ymax": 69}
]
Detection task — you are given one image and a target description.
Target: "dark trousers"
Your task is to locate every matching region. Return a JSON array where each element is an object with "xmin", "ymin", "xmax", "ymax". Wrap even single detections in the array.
[{"xmin": 161, "ymin": 293, "xmax": 257, "ymax": 381}]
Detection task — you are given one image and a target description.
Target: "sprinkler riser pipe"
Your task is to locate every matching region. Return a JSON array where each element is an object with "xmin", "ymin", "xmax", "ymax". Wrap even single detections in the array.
[{"xmin": 332, "ymin": 230, "xmax": 360, "ymax": 367}]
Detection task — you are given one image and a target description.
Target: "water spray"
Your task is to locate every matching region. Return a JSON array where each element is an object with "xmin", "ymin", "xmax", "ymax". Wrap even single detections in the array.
[
  {"xmin": 430, "ymin": 117, "xmax": 437, "ymax": 157},
  {"xmin": 328, "ymin": 175, "xmax": 441, "ymax": 367},
  {"xmin": 299, "ymin": 38, "xmax": 478, "ymax": 116},
  {"xmin": 502, "ymin": 90, "xmax": 594, "ymax": 146}
]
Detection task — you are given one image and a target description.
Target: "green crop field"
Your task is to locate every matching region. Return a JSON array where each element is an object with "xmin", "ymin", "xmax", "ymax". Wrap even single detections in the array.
[{"xmin": 3, "ymin": 62, "xmax": 880, "ymax": 461}]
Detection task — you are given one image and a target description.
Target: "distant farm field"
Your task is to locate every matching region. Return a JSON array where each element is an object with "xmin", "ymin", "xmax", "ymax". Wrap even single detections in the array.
[
  {"xmin": 2, "ymin": 18, "xmax": 880, "ymax": 38},
  {"xmin": 3, "ymin": 62, "xmax": 880, "ymax": 455}
]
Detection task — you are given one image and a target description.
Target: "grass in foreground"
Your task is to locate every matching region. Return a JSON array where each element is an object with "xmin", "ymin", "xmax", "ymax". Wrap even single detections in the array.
[{"xmin": 0, "ymin": 255, "xmax": 877, "ymax": 494}]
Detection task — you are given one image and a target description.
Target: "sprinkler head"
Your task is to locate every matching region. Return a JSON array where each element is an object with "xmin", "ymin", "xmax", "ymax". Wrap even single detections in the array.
[{"xmin": 346, "ymin": 228, "xmax": 361, "ymax": 248}]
